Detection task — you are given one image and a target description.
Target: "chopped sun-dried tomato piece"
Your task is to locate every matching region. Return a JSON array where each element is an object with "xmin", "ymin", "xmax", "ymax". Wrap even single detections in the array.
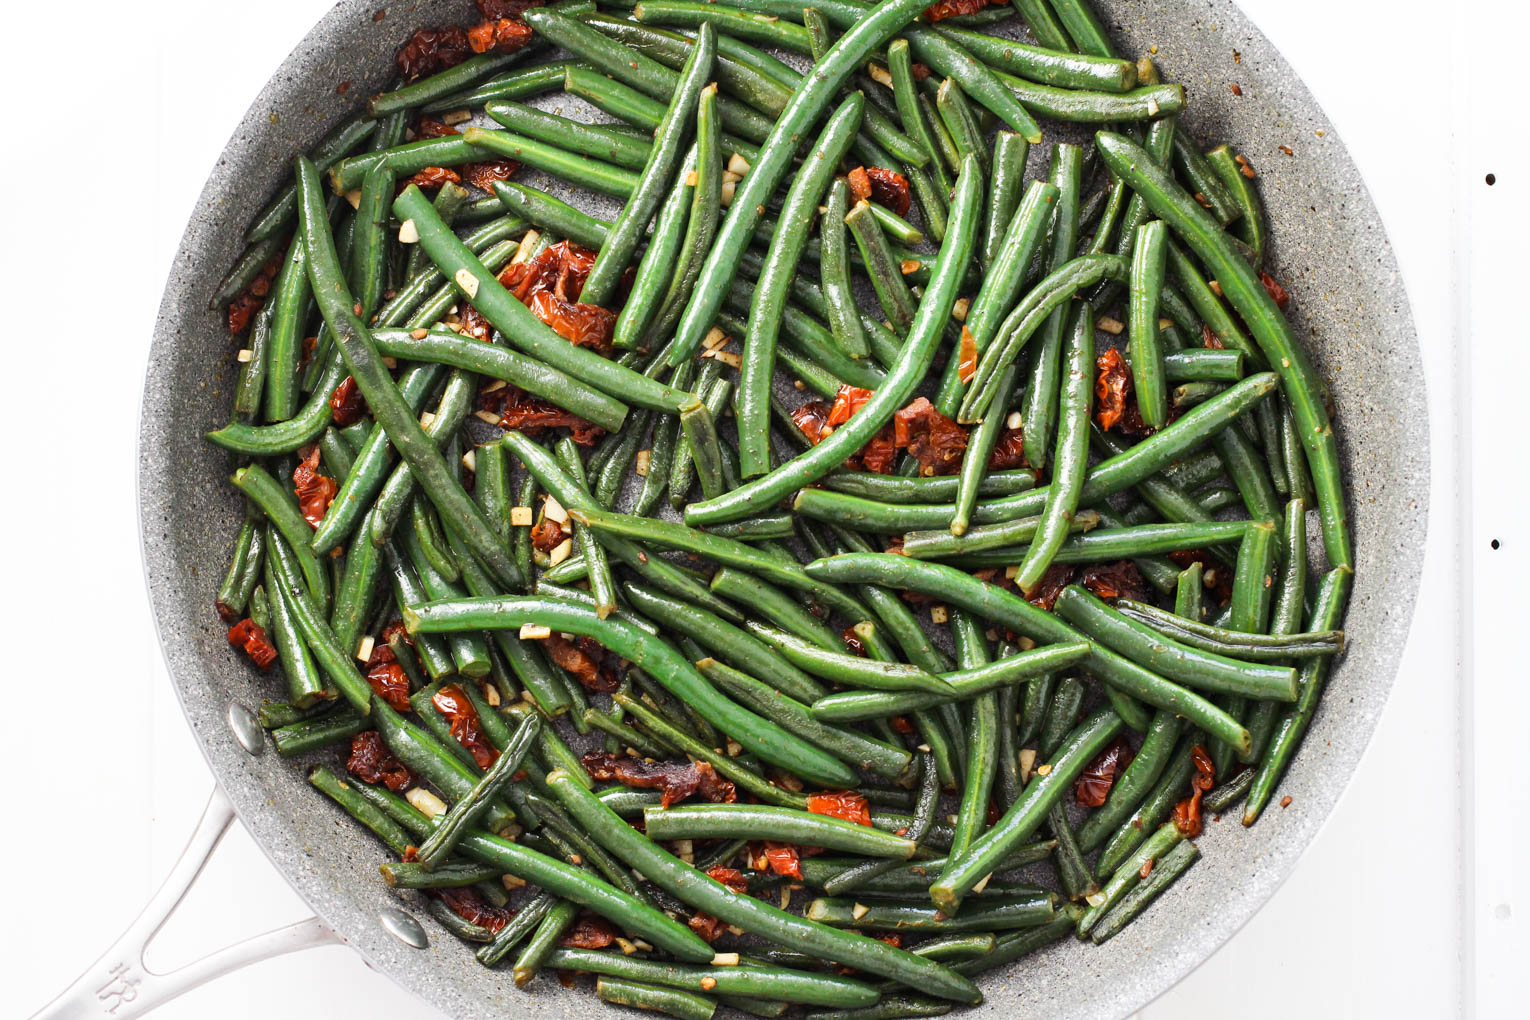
[
  {"xmin": 557, "ymin": 913, "xmax": 617, "ymax": 949},
  {"xmin": 581, "ymin": 752, "xmax": 737, "ymax": 808},
  {"xmin": 226, "ymin": 249, "xmax": 284, "ymax": 334},
  {"xmin": 760, "ymin": 842, "xmax": 803, "ymax": 880},
  {"xmin": 437, "ymin": 887, "xmax": 514, "ymax": 934},
  {"xmin": 433, "ymin": 683, "xmax": 498, "ymax": 769},
  {"xmin": 396, "ymin": 26, "xmax": 472, "ymax": 82},
  {"xmin": 467, "ymin": 17, "xmax": 534, "ymax": 54},
  {"xmin": 544, "ymin": 634, "xmax": 621, "ymax": 693},
  {"xmin": 827, "ymin": 384, "xmax": 875, "ymax": 426},
  {"xmin": 329, "ymin": 376, "xmax": 367, "ymax": 426},
  {"xmin": 924, "ymin": 0, "xmax": 1000, "ymax": 22},
  {"xmin": 346, "ymin": 730, "xmax": 416, "ymax": 791},
  {"xmin": 1076, "ymin": 735, "xmax": 1137, "ymax": 808},
  {"xmin": 527, "ymin": 290, "xmax": 617, "ymax": 352},
  {"xmin": 500, "ymin": 239, "xmax": 598, "ymax": 303},
  {"xmin": 530, "ymin": 517, "xmax": 567, "ymax": 553},
  {"xmin": 841, "ymin": 626, "xmax": 867, "ymax": 657},
  {"xmin": 413, "ymin": 116, "xmax": 460, "ymax": 139},
  {"xmin": 846, "ymin": 167, "xmax": 873, "ymax": 204},
  {"xmin": 807, "ymin": 791, "xmax": 873, "ymax": 827},
  {"xmin": 1026, "ymin": 563, "xmax": 1078, "ymax": 611},
  {"xmin": 1201, "ymin": 323, "xmax": 1225, "ymax": 350},
  {"xmin": 877, "ymin": 933, "xmax": 904, "ymax": 949},
  {"xmin": 957, "ymin": 325, "xmax": 978, "ymax": 384},
  {"xmin": 457, "ymin": 304, "xmax": 493, "ymax": 343},
  {"xmin": 705, "ymin": 866, "xmax": 749, "ymax": 895},
  {"xmin": 483, "ymin": 386, "xmax": 607, "ymax": 445},
  {"xmin": 988, "ymin": 426, "xmax": 1026, "ymax": 470},
  {"xmin": 1172, "ymin": 745, "xmax": 1216, "ymax": 837},
  {"xmin": 890, "ymin": 715, "xmax": 915, "ymax": 735},
  {"xmin": 460, "ymin": 159, "xmax": 520, "ymax": 192},
  {"xmin": 791, "ymin": 400, "xmax": 831, "ymax": 443},
  {"xmin": 1096, "ymin": 347, "xmax": 1131, "ymax": 431},
  {"xmin": 292, "ymin": 445, "xmax": 338, "ymax": 528},
  {"xmin": 227, "ymin": 618, "xmax": 278, "ymax": 669},
  {"xmin": 894, "ymin": 396, "xmax": 968, "ymax": 476},
  {"xmin": 1079, "ymin": 561, "xmax": 1149, "ymax": 603},
  {"xmin": 403, "ymin": 166, "xmax": 462, "ymax": 190},
  {"xmin": 855, "ymin": 428, "xmax": 898, "ymax": 474},
  {"xmin": 688, "ymin": 912, "xmax": 727, "ymax": 942},
  {"xmin": 864, "ymin": 167, "xmax": 912, "ymax": 218},
  {"xmin": 1259, "ymin": 271, "xmax": 1290, "ymax": 309},
  {"xmin": 363, "ymin": 644, "xmax": 413, "ymax": 712}
]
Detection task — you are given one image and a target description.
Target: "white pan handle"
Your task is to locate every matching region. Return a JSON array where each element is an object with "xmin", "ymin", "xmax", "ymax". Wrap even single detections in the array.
[{"xmin": 28, "ymin": 786, "xmax": 340, "ymax": 1019}]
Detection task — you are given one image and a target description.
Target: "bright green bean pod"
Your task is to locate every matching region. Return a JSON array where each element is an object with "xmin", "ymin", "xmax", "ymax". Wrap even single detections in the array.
[
  {"xmin": 264, "ymin": 555, "xmax": 330, "ymax": 707},
  {"xmin": 616, "ymin": 152, "xmax": 695, "ymax": 349},
  {"xmin": 492, "ymin": 180, "xmax": 610, "ymax": 249},
  {"xmin": 266, "ymin": 533, "xmax": 373, "ymax": 713},
  {"xmin": 484, "ymin": 98, "xmax": 653, "ymax": 170},
  {"xmin": 421, "ymin": 59, "xmax": 574, "ymax": 112},
  {"xmin": 216, "ymin": 521, "xmax": 262, "ymax": 621},
  {"xmin": 845, "ymin": 198, "xmax": 916, "ymax": 335},
  {"xmin": 820, "ymin": 178, "xmax": 870, "ymax": 362},
  {"xmin": 981, "ymin": 131, "xmax": 1030, "ymax": 269},
  {"xmin": 415, "ymin": 713, "xmax": 540, "ymax": 869},
  {"xmin": 644, "ymin": 804, "xmax": 917, "ymax": 858},
  {"xmin": 232, "ymin": 463, "xmax": 331, "ymax": 612},
  {"xmin": 462, "ymin": 126, "xmax": 639, "ymax": 198},
  {"xmin": 308, "ymin": 765, "xmax": 413, "ymax": 855},
  {"xmin": 597, "ymin": 977, "xmax": 716, "ymax": 1020},
  {"xmin": 827, "ymin": 470, "xmax": 1038, "ymax": 504},
  {"xmin": 1127, "ymin": 220, "xmax": 1171, "ymax": 427},
  {"xmin": 743, "ymin": 620, "xmax": 952, "ymax": 696},
  {"xmin": 1007, "ymin": 0, "xmax": 1073, "ymax": 51},
  {"xmin": 1050, "ymin": 0, "xmax": 1116, "ymax": 56},
  {"xmin": 935, "ymin": 78, "xmax": 988, "ymax": 173},
  {"xmin": 805, "ymin": 894, "xmax": 1055, "ymax": 934},
  {"xmin": 1090, "ymin": 837, "xmax": 1200, "ymax": 943},
  {"xmin": 936, "ymin": 24, "xmax": 1136, "ymax": 91},
  {"xmin": 548, "ymin": 947, "xmax": 878, "ymax": 1007},
  {"xmin": 1205, "ymin": 145, "xmax": 1266, "ymax": 266}
]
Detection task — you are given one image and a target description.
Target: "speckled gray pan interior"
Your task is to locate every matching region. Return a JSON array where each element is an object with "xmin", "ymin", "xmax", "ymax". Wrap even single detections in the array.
[{"xmin": 138, "ymin": 1, "xmax": 1427, "ymax": 1016}]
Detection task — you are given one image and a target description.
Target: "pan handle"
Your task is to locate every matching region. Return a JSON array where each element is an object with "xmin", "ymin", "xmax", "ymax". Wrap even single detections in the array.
[{"xmin": 28, "ymin": 786, "xmax": 341, "ymax": 1019}]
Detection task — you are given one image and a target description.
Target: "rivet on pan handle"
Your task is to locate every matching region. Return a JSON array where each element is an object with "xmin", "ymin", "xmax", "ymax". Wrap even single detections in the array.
[{"xmin": 25, "ymin": 788, "xmax": 340, "ymax": 1020}]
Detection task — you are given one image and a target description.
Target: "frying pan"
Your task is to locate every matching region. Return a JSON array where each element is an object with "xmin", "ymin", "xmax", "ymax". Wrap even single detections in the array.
[{"xmin": 36, "ymin": 0, "xmax": 1429, "ymax": 1016}]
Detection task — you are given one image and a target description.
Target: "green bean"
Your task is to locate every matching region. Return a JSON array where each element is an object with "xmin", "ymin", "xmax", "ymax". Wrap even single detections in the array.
[
  {"xmin": 711, "ymin": 570, "xmax": 841, "ymax": 651},
  {"xmin": 645, "ymin": 804, "xmax": 917, "ymax": 858},
  {"xmin": 1205, "ymin": 145, "xmax": 1266, "ymax": 266},
  {"xmin": 272, "ymin": 706, "xmax": 366, "ymax": 756},
  {"xmin": 698, "ymin": 658, "xmax": 910, "ymax": 779},
  {"xmin": 805, "ymin": 553, "xmax": 1250, "ymax": 751},
  {"xmin": 826, "ymin": 470, "xmax": 1037, "ymax": 504},
  {"xmin": 369, "ymin": 45, "xmax": 546, "ymax": 118},
  {"xmin": 326, "ymin": 135, "xmax": 486, "ymax": 193},
  {"xmin": 1090, "ymin": 837, "xmax": 1200, "ymax": 943},
  {"xmin": 1126, "ymin": 220, "xmax": 1171, "ymax": 427},
  {"xmin": 510, "ymin": 900, "xmax": 579, "ymax": 986},
  {"xmin": 995, "ymin": 71, "xmax": 1184, "ymax": 123},
  {"xmin": 407, "ymin": 596, "xmax": 856, "ymax": 787},
  {"xmin": 979, "ymin": 133, "xmax": 1030, "ymax": 272},
  {"xmin": 1054, "ymin": 585, "xmax": 1295, "ymax": 702},
  {"xmin": 1244, "ymin": 566, "xmax": 1352, "ymax": 824},
  {"xmin": 936, "ymin": 24, "xmax": 1135, "ymax": 91},
  {"xmin": 666, "ymin": 0, "xmax": 949, "ymax": 368},
  {"xmin": 1037, "ymin": 675, "xmax": 1086, "ymax": 760},
  {"xmin": 1077, "ymin": 707, "xmax": 1181, "ymax": 851},
  {"xmin": 682, "ymin": 380, "xmax": 730, "ymax": 501},
  {"xmin": 264, "ymin": 555, "xmax": 330, "ymax": 707},
  {"xmin": 1006, "ymin": 0, "xmax": 1072, "ymax": 51},
  {"xmin": 806, "ymin": 996, "xmax": 951, "ymax": 1020},
  {"xmin": 475, "ymin": 890, "xmax": 556, "ymax": 967},
  {"xmin": 421, "ymin": 60, "xmax": 574, "ymax": 112},
  {"xmin": 633, "ymin": 0, "xmax": 811, "ymax": 52},
  {"xmin": 415, "ymin": 713, "xmax": 540, "ymax": 870},
  {"xmin": 549, "ymin": 947, "xmax": 878, "ymax": 1007},
  {"xmin": 307, "ymin": 765, "xmax": 413, "ymax": 855},
  {"xmin": 395, "ymin": 187, "xmax": 695, "ymax": 414},
  {"xmin": 846, "ymin": 198, "xmax": 918, "ymax": 337},
  {"xmin": 1050, "ymin": 0, "xmax": 1116, "ymax": 56},
  {"xmin": 239, "ymin": 112, "xmax": 375, "ymax": 246},
  {"xmin": 814, "ymin": 180, "xmax": 872, "ymax": 367},
  {"xmin": 597, "ymin": 977, "xmax": 716, "ymax": 1020},
  {"xmin": 806, "ymin": 893, "xmax": 1055, "ymax": 934},
  {"xmin": 379, "ymin": 860, "xmax": 503, "ymax": 890},
  {"xmin": 232, "ymin": 463, "xmax": 331, "ymax": 612},
  {"xmin": 212, "ymin": 230, "xmax": 286, "ymax": 311},
  {"xmin": 216, "ymin": 521, "xmax": 262, "ymax": 621},
  {"xmin": 365, "ymin": 368, "xmax": 476, "ymax": 550},
  {"xmin": 1097, "ymin": 132, "xmax": 1349, "ymax": 567},
  {"xmin": 483, "ymin": 99, "xmax": 653, "ymax": 170},
  {"xmin": 685, "ymin": 156, "xmax": 982, "ymax": 525},
  {"xmin": 461, "ymin": 126, "xmax": 639, "ymax": 198},
  {"xmin": 259, "ymin": 242, "xmax": 310, "ymax": 422},
  {"xmin": 491, "ymin": 180, "xmax": 610, "ymax": 249},
  {"xmin": 1015, "ymin": 301, "xmax": 1093, "ymax": 592},
  {"xmin": 701, "ymin": 512, "xmax": 796, "ymax": 541},
  {"xmin": 1168, "ymin": 127, "xmax": 1241, "ymax": 227},
  {"xmin": 888, "ymin": 39, "xmax": 951, "ymax": 197},
  {"xmin": 934, "ymin": 79, "xmax": 988, "ymax": 174},
  {"xmin": 1163, "ymin": 349, "xmax": 1244, "ymax": 382},
  {"xmin": 543, "ymin": 769, "xmax": 983, "ymax": 1003},
  {"xmin": 616, "ymin": 163, "xmax": 695, "ymax": 351},
  {"xmin": 1076, "ymin": 821, "xmax": 1183, "ymax": 936}
]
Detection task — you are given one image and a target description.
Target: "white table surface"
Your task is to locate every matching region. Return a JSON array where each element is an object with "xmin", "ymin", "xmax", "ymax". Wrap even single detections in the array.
[{"xmin": 3, "ymin": 1, "xmax": 1523, "ymax": 1015}]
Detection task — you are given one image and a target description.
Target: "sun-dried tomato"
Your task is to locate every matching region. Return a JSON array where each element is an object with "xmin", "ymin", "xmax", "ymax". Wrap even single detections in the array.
[
  {"xmin": 760, "ymin": 842, "xmax": 803, "ymax": 879},
  {"xmin": 403, "ymin": 166, "xmax": 463, "ymax": 189},
  {"xmin": 688, "ymin": 912, "xmax": 727, "ymax": 942},
  {"xmin": 846, "ymin": 166, "xmax": 873, "ymax": 204},
  {"xmin": 890, "ymin": 715, "xmax": 915, "ymax": 735},
  {"xmin": 705, "ymin": 866, "xmax": 749, "ymax": 894},
  {"xmin": 1079, "ymin": 561, "xmax": 1149, "ymax": 603},
  {"xmin": 483, "ymin": 386, "xmax": 607, "ymax": 445},
  {"xmin": 1259, "ymin": 271, "xmax": 1290, "ymax": 309},
  {"xmin": 292, "ymin": 445, "xmax": 338, "ymax": 528},
  {"xmin": 841, "ymin": 626, "xmax": 867, "ymax": 657},
  {"xmin": 581, "ymin": 752, "xmax": 737, "ymax": 808},
  {"xmin": 1026, "ymin": 563, "xmax": 1078, "ymax": 611},
  {"xmin": 477, "ymin": 0, "xmax": 546, "ymax": 18},
  {"xmin": 381, "ymin": 619, "xmax": 412, "ymax": 647},
  {"xmin": 527, "ymin": 290, "xmax": 617, "ymax": 352},
  {"xmin": 467, "ymin": 17, "xmax": 534, "ymax": 54},
  {"xmin": 1172, "ymin": 745, "xmax": 1216, "ymax": 837},
  {"xmin": 791, "ymin": 400, "xmax": 831, "ymax": 443},
  {"xmin": 329, "ymin": 376, "xmax": 367, "ymax": 426},
  {"xmin": 544, "ymin": 634, "xmax": 621, "ymax": 693},
  {"xmin": 877, "ymin": 933, "xmax": 904, "ymax": 949},
  {"xmin": 864, "ymin": 167, "xmax": 912, "ymax": 217},
  {"xmin": 433, "ymin": 683, "xmax": 498, "ymax": 769},
  {"xmin": 557, "ymin": 913, "xmax": 617, "ymax": 949},
  {"xmin": 1075, "ymin": 735, "xmax": 1137, "ymax": 808},
  {"xmin": 957, "ymin": 325, "xmax": 978, "ymax": 384},
  {"xmin": 924, "ymin": 0, "xmax": 999, "ymax": 22},
  {"xmin": 396, "ymin": 26, "xmax": 472, "ymax": 82},
  {"xmin": 530, "ymin": 517, "xmax": 567, "ymax": 553},
  {"xmin": 1167, "ymin": 549, "xmax": 1234, "ymax": 605},
  {"xmin": 828, "ymin": 385, "xmax": 875, "ymax": 426},
  {"xmin": 988, "ymin": 426, "xmax": 1027, "ymax": 470},
  {"xmin": 501, "ymin": 239, "xmax": 599, "ymax": 302},
  {"xmin": 1201, "ymin": 323, "xmax": 1225, "ymax": 350},
  {"xmin": 460, "ymin": 159, "xmax": 521, "ymax": 192},
  {"xmin": 456, "ymin": 304, "xmax": 493, "ymax": 342},
  {"xmin": 855, "ymin": 429, "xmax": 898, "ymax": 474},
  {"xmin": 226, "ymin": 250, "xmax": 284, "ymax": 334},
  {"xmin": 894, "ymin": 396, "xmax": 968, "ymax": 476},
  {"xmin": 1096, "ymin": 347, "xmax": 1131, "ymax": 431},
  {"xmin": 414, "ymin": 116, "xmax": 460, "ymax": 139},
  {"xmin": 437, "ymin": 887, "xmax": 514, "ymax": 934},
  {"xmin": 346, "ymin": 730, "xmax": 416, "ymax": 791},
  {"xmin": 807, "ymin": 791, "xmax": 873, "ymax": 827},
  {"xmin": 363, "ymin": 644, "xmax": 413, "ymax": 712},
  {"xmin": 227, "ymin": 618, "xmax": 278, "ymax": 669},
  {"xmin": 215, "ymin": 599, "xmax": 240, "ymax": 624}
]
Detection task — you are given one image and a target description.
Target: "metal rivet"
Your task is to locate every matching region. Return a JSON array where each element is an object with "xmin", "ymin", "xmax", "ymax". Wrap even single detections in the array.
[
  {"xmin": 227, "ymin": 702, "xmax": 264, "ymax": 756},
  {"xmin": 379, "ymin": 907, "xmax": 428, "ymax": 949}
]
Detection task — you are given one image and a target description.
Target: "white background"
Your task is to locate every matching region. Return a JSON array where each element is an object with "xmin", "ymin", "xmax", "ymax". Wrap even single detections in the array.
[{"xmin": 2, "ymin": 0, "xmax": 1525, "ymax": 1016}]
